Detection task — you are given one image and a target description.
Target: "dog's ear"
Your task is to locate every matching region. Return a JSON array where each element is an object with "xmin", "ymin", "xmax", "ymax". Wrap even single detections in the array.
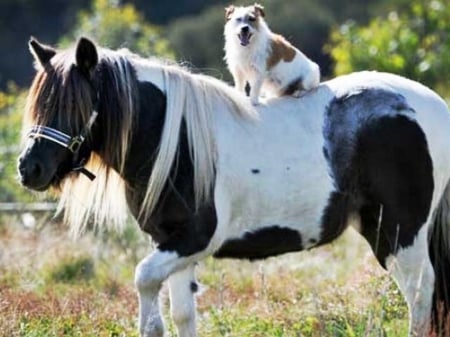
[
  {"xmin": 225, "ymin": 5, "xmax": 235, "ymax": 21},
  {"xmin": 254, "ymin": 3, "xmax": 265, "ymax": 17}
]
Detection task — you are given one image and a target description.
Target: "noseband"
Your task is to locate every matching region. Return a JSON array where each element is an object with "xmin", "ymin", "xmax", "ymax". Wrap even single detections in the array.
[{"xmin": 27, "ymin": 110, "xmax": 98, "ymax": 180}]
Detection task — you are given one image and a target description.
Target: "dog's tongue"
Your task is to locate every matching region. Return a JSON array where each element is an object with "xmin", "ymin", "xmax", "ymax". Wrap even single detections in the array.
[{"xmin": 239, "ymin": 34, "xmax": 250, "ymax": 46}]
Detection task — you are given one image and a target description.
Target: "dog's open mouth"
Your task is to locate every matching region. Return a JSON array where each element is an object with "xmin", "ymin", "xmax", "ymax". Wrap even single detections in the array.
[{"xmin": 238, "ymin": 33, "xmax": 252, "ymax": 46}]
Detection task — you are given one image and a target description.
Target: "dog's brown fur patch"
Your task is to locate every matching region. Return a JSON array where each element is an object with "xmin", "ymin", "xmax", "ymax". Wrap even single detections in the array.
[
  {"xmin": 267, "ymin": 34, "xmax": 296, "ymax": 69},
  {"xmin": 225, "ymin": 5, "xmax": 235, "ymax": 21},
  {"xmin": 254, "ymin": 3, "xmax": 265, "ymax": 17}
]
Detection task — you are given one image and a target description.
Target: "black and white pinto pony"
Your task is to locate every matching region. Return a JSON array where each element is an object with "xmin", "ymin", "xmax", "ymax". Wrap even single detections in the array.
[{"xmin": 18, "ymin": 37, "xmax": 450, "ymax": 337}]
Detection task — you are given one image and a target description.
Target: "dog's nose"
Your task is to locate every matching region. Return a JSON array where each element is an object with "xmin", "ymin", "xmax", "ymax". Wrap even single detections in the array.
[{"xmin": 241, "ymin": 26, "xmax": 249, "ymax": 33}]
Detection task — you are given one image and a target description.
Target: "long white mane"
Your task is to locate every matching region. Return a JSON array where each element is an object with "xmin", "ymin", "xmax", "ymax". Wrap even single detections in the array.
[{"xmin": 137, "ymin": 59, "xmax": 256, "ymax": 220}]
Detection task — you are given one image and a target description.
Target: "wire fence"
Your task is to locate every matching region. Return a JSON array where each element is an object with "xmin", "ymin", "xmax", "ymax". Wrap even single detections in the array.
[
  {"xmin": 0, "ymin": 202, "xmax": 56, "ymax": 213},
  {"xmin": 0, "ymin": 202, "xmax": 57, "ymax": 229}
]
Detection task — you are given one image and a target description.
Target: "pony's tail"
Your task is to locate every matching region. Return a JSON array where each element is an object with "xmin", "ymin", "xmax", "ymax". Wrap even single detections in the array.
[{"xmin": 429, "ymin": 180, "xmax": 450, "ymax": 334}]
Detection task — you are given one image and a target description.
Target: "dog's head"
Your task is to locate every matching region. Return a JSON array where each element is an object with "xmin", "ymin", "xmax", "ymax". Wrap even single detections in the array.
[{"xmin": 224, "ymin": 3, "xmax": 265, "ymax": 47}]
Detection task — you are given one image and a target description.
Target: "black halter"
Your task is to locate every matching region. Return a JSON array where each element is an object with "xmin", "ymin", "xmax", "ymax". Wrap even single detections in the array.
[{"xmin": 27, "ymin": 110, "xmax": 98, "ymax": 180}]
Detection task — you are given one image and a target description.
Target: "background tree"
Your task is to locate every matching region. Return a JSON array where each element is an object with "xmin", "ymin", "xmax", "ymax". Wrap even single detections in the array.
[
  {"xmin": 0, "ymin": 86, "xmax": 33, "ymax": 202},
  {"xmin": 327, "ymin": 0, "xmax": 450, "ymax": 96},
  {"xmin": 62, "ymin": 0, "xmax": 174, "ymax": 58},
  {"xmin": 0, "ymin": 0, "xmax": 90, "ymax": 89}
]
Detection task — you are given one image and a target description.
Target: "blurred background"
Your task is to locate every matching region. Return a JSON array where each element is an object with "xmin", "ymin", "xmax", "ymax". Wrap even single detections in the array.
[{"xmin": 0, "ymin": 0, "xmax": 449, "ymax": 335}]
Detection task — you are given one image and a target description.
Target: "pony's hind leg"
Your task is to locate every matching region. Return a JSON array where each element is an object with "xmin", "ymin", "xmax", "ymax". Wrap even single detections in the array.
[
  {"xmin": 135, "ymin": 250, "xmax": 199, "ymax": 337},
  {"xmin": 355, "ymin": 111, "xmax": 435, "ymax": 336},
  {"xmin": 387, "ymin": 225, "xmax": 434, "ymax": 337},
  {"xmin": 168, "ymin": 264, "xmax": 198, "ymax": 337},
  {"xmin": 359, "ymin": 205, "xmax": 434, "ymax": 336}
]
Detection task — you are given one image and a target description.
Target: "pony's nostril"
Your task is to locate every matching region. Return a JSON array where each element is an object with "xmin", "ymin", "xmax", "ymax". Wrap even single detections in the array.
[
  {"xmin": 30, "ymin": 162, "xmax": 42, "ymax": 179},
  {"xmin": 18, "ymin": 159, "xmax": 43, "ymax": 183}
]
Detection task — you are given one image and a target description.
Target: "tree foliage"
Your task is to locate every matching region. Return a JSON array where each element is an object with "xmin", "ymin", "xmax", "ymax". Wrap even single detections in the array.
[
  {"xmin": 0, "ymin": 86, "xmax": 34, "ymax": 202},
  {"xmin": 328, "ymin": 0, "xmax": 450, "ymax": 95},
  {"xmin": 62, "ymin": 0, "xmax": 174, "ymax": 58}
]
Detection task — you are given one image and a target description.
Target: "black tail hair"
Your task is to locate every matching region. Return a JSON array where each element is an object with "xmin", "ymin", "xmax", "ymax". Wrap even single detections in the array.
[{"xmin": 429, "ymin": 181, "xmax": 450, "ymax": 336}]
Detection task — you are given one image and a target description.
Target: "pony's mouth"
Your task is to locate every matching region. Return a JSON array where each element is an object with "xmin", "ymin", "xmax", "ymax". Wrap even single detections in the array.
[
  {"xmin": 19, "ymin": 174, "xmax": 53, "ymax": 192},
  {"xmin": 238, "ymin": 33, "xmax": 252, "ymax": 46}
]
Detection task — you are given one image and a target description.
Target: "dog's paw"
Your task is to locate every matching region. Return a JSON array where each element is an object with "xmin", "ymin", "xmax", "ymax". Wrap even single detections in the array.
[{"xmin": 292, "ymin": 90, "xmax": 305, "ymax": 98}]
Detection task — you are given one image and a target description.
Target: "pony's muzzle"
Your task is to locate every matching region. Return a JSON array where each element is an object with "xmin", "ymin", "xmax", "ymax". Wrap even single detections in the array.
[
  {"xmin": 17, "ymin": 155, "xmax": 48, "ymax": 191},
  {"xmin": 17, "ymin": 156, "xmax": 44, "ymax": 187}
]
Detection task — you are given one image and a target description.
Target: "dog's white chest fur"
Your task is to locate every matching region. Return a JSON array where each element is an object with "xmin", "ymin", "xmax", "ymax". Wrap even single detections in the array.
[{"xmin": 224, "ymin": 4, "xmax": 320, "ymax": 105}]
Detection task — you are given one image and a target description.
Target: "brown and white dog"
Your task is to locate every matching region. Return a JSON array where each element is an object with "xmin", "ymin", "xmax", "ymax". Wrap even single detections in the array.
[{"xmin": 224, "ymin": 4, "xmax": 320, "ymax": 105}]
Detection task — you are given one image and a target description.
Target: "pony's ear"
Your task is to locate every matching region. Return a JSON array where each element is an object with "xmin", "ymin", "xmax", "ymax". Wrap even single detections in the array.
[
  {"xmin": 225, "ymin": 5, "xmax": 235, "ymax": 21},
  {"xmin": 75, "ymin": 37, "xmax": 98, "ymax": 78},
  {"xmin": 29, "ymin": 37, "xmax": 56, "ymax": 68},
  {"xmin": 254, "ymin": 3, "xmax": 265, "ymax": 17}
]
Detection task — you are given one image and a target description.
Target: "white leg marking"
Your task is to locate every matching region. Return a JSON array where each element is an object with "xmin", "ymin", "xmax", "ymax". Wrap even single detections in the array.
[
  {"xmin": 168, "ymin": 264, "xmax": 197, "ymax": 337},
  {"xmin": 386, "ymin": 226, "xmax": 434, "ymax": 337},
  {"xmin": 135, "ymin": 250, "xmax": 197, "ymax": 337}
]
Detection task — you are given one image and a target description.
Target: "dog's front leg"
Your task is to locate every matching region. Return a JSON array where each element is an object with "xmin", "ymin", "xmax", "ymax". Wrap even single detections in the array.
[
  {"xmin": 232, "ymin": 69, "xmax": 247, "ymax": 93},
  {"xmin": 250, "ymin": 73, "xmax": 264, "ymax": 105}
]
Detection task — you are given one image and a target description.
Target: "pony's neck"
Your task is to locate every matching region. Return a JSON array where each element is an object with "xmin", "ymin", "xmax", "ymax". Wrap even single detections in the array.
[{"xmin": 120, "ymin": 81, "xmax": 166, "ymax": 185}]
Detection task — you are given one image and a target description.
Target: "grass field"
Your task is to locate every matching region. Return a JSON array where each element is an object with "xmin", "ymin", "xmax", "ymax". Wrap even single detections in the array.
[{"xmin": 0, "ymin": 214, "xmax": 409, "ymax": 337}]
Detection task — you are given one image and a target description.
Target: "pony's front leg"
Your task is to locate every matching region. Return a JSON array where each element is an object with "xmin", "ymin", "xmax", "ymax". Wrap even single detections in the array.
[
  {"xmin": 135, "ymin": 250, "xmax": 195, "ymax": 337},
  {"xmin": 168, "ymin": 264, "xmax": 197, "ymax": 337}
]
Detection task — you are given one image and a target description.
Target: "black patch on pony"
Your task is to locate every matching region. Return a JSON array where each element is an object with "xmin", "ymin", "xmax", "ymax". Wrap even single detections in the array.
[
  {"xmin": 318, "ymin": 191, "xmax": 354, "ymax": 245},
  {"xmin": 322, "ymin": 88, "xmax": 433, "ymax": 266},
  {"xmin": 190, "ymin": 281, "xmax": 199, "ymax": 293},
  {"xmin": 356, "ymin": 113, "xmax": 433, "ymax": 266},
  {"xmin": 214, "ymin": 226, "xmax": 303, "ymax": 260}
]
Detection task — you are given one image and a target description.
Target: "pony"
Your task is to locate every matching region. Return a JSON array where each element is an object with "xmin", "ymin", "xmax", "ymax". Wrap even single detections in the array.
[{"xmin": 17, "ymin": 37, "xmax": 450, "ymax": 337}]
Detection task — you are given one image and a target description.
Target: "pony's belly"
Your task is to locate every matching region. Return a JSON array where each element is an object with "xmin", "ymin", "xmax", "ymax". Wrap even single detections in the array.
[
  {"xmin": 212, "ymin": 200, "xmax": 328, "ymax": 260},
  {"xmin": 213, "ymin": 164, "xmax": 334, "ymax": 255}
]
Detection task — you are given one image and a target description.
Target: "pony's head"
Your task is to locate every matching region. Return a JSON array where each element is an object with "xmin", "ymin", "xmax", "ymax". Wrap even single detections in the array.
[
  {"xmin": 17, "ymin": 37, "xmax": 135, "ymax": 234},
  {"xmin": 18, "ymin": 37, "xmax": 100, "ymax": 191}
]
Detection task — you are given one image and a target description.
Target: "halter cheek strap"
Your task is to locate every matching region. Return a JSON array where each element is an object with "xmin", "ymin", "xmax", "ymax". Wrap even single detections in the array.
[{"xmin": 27, "ymin": 110, "xmax": 99, "ymax": 181}]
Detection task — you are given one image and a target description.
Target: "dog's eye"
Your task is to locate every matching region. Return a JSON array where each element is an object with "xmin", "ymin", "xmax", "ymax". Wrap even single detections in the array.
[
  {"xmin": 236, "ymin": 17, "xmax": 242, "ymax": 22},
  {"xmin": 248, "ymin": 16, "xmax": 256, "ymax": 22}
]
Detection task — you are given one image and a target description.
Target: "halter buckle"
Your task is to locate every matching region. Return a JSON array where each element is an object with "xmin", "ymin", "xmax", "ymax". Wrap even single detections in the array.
[{"xmin": 67, "ymin": 135, "xmax": 84, "ymax": 153}]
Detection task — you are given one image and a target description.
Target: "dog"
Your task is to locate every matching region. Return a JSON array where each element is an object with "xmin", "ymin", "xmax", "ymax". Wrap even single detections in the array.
[{"xmin": 224, "ymin": 3, "xmax": 320, "ymax": 105}]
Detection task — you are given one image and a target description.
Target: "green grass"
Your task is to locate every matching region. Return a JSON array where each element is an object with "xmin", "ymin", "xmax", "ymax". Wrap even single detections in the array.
[{"xmin": 0, "ymin": 220, "xmax": 410, "ymax": 336}]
